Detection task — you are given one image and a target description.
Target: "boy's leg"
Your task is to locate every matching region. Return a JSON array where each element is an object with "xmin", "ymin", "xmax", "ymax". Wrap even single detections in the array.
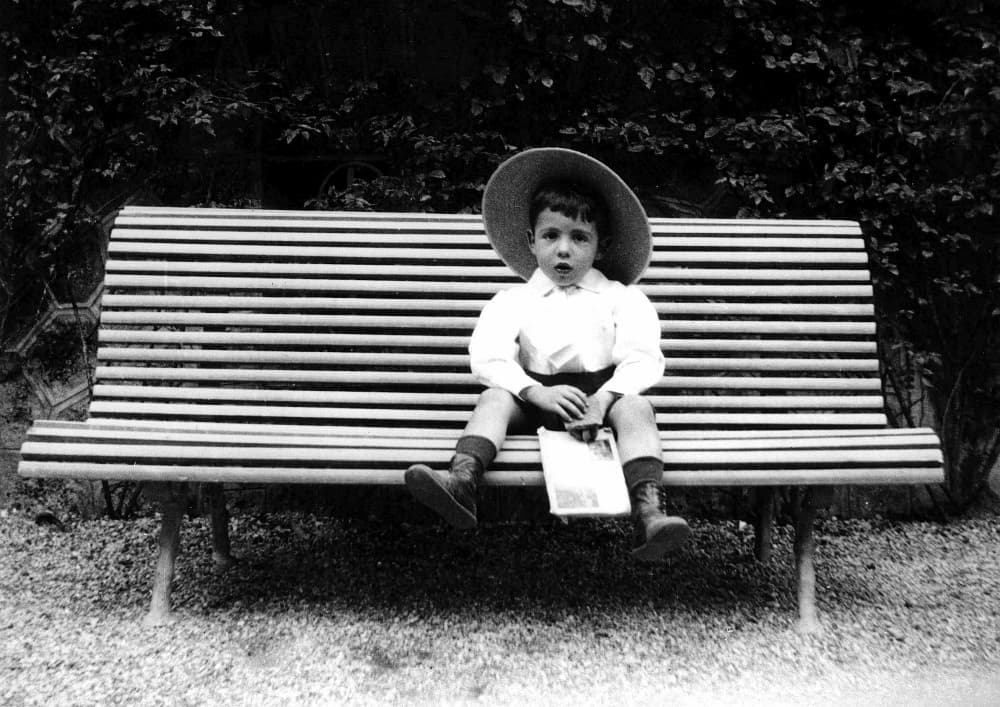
[
  {"xmin": 405, "ymin": 388, "xmax": 527, "ymax": 528},
  {"xmin": 607, "ymin": 395, "xmax": 690, "ymax": 561}
]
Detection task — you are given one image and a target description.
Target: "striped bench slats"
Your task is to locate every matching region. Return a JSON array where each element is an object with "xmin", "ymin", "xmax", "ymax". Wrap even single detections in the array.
[
  {"xmin": 98, "ymin": 311, "xmax": 877, "ymax": 336},
  {"xmin": 104, "ymin": 275, "xmax": 875, "ymax": 298},
  {"xmin": 20, "ymin": 441, "xmax": 942, "ymax": 466},
  {"xmin": 22, "ymin": 419, "xmax": 939, "ymax": 449},
  {"xmin": 95, "ymin": 354, "xmax": 880, "ymax": 374},
  {"xmin": 18, "ymin": 206, "xmax": 945, "ymax": 487},
  {"xmin": 80, "ymin": 403, "xmax": 892, "ymax": 428},
  {"xmin": 21, "ymin": 461, "xmax": 942, "ymax": 488},
  {"xmin": 95, "ymin": 367, "xmax": 882, "ymax": 391},
  {"xmin": 110, "ymin": 241, "xmax": 873, "ymax": 264},
  {"xmin": 96, "ymin": 333, "xmax": 878, "ymax": 354},
  {"xmin": 114, "ymin": 229, "xmax": 867, "ymax": 249},
  {"xmin": 20, "ymin": 421, "xmax": 942, "ymax": 486},
  {"xmin": 20, "ymin": 447, "xmax": 943, "ymax": 479},
  {"xmin": 103, "ymin": 294, "xmax": 875, "ymax": 317},
  {"xmin": 106, "ymin": 265, "xmax": 872, "ymax": 281},
  {"xmin": 91, "ymin": 384, "xmax": 888, "ymax": 409}
]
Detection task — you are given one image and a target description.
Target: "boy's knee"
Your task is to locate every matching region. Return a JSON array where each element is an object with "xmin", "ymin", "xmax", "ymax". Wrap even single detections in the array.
[
  {"xmin": 477, "ymin": 387, "xmax": 518, "ymax": 412},
  {"xmin": 609, "ymin": 395, "xmax": 656, "ymax": 425}
]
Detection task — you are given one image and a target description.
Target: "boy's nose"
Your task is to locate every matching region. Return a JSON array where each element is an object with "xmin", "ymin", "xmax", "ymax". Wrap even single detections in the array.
[{"xmin": 556, "ymin": 236, "xmax": 571, "ymax": 255}]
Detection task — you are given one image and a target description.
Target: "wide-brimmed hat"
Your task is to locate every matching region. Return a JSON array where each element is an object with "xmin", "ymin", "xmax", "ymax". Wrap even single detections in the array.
[{"xmin": 481, "ymin": 147, "xmax": 652, "ymax": 284}]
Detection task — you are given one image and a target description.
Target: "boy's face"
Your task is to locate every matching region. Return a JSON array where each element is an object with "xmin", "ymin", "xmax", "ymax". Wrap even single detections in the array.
[{"xmin": 528, "ymin": 207, "xmax": 603, "ymax": 286}]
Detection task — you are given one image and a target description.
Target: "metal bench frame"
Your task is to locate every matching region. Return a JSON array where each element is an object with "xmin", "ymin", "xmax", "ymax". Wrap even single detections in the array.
[{"xmin": 18, "ymin": 206, "xmax": 944, "ymax": 631}]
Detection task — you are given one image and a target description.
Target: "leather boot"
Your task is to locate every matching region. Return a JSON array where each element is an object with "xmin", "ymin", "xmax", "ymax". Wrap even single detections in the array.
[
  {"xmin": 405, "ymin": 453, "xmax": 482, "ymax": 529},
  {"xmin": 630, "ymin": 481, "xmax": 690, "ymax": 561}
]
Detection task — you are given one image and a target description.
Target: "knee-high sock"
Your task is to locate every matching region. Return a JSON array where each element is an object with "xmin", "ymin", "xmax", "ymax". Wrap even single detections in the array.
[
  {"xmin": 454, "ymin": 435, "xmax": 498, "ymax": 469},
  {"xmin": 622, "ymin": 456, "xmax": 663, "ymax": 491}
]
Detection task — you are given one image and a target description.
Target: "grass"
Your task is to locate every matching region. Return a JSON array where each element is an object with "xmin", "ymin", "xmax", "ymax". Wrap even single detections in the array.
[{"xmin": 1, "ymin": 509, "xmax": 999, "ymax": 706}]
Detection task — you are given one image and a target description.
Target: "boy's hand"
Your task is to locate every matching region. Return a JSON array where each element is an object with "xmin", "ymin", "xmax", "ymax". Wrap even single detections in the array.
[
  {"xmin": 521, "ymin": 385, "xmax": 587, "ymax": 422},
  {"xmin": 565, "ymin": 391, "xmax": 617, "ymax": 442}
]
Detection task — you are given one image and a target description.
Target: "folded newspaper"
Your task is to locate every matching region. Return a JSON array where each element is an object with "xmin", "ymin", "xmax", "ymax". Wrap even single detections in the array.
[{"xmin": 537, "ymin": 426, "xmax": 631, "ymax": 517}]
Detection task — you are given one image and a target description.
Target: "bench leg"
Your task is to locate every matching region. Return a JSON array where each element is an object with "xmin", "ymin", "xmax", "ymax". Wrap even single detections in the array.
[
  {"xmin": 204, "ymin": 483, "xmax": 237, "ymax": 570},
  {"xmin": 142, "ymin": 483, "xmax": 187, "ymax": 627},
  {"xmin": 753, "ymin": 487, "xmax": 776, "ymax": 562},
  {"xmin": 793, "ymin": 486, "xmax": 833, "ymax": 634}
]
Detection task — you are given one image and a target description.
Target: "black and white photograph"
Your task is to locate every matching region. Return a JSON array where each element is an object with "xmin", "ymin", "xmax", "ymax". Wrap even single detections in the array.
[{"xmin": 2, "ymin": 1, "xmax": 998, "ymax": 704}]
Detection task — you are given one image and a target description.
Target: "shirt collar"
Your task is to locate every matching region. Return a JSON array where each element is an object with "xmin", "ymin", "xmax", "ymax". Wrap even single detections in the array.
[{"xmin": 525, "ymin": 267, "xmax": 610, "ymax": 295}]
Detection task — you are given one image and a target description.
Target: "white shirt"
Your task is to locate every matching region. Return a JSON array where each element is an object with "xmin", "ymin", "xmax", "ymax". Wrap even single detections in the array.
[{"xmin": 469, "ymin": 268, "xmax": 665, "ymax": 398}]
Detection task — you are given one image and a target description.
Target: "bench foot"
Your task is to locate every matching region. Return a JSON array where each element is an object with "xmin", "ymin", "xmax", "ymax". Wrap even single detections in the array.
[
  {"xmin": 142, "ymin": 605, "xmax": 178, "ymax": 628},
  {"xmin": 753, "ymin": 487, "xmax": 776, "ymax": 562},
  {"xmin": 793, "ymin": 486, "xmax": 831, "ymax": 634},
  {"xmin": 142, "ymin": 483, "xmax": 187, "ymax": 627},
  {"xmin": 204, "ymin": 483, "xmax": 238, "ymax": 570}
]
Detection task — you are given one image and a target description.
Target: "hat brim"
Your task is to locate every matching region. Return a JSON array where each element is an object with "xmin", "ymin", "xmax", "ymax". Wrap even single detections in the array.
[{"xmin": 482, "ymin": 147, "xmax": 651, "ymax": 284}]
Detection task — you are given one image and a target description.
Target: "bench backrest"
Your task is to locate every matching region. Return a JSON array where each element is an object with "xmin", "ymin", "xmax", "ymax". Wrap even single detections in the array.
[{"xmin": 95, "ymin": 206, "xmax": 885, "ymax": 434}]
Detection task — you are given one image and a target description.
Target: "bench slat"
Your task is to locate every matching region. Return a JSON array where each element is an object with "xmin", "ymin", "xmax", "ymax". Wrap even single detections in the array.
[
  {"xmin": 20, "ymin": 441, "xmax": 943, "ymax": 468},
  {"xmin": 102, "ymin": 274, "xmax": 875, "ymax": 298},
  {"xmin": 94, "ymin": 367, "xmax": 883, "ymax": 391},
  {"xmin": 91, "ymin": 384, "xmax": 886, "ymax": 409},
  {"xmin": 86, "ymin": 402, "xmax": 890, "ymax": 427},
  {"xmin": 102, "ymin": 294, "xmax": 876, "ymax": 317},
  {"xmin": 104, "ymin": 263, "xmax": 873, "ymax": 281},
  {"xmin": 115, "ymin": 210, "xmax": 862, "ymax": 231},
  {"xmin": 23, "ymin": 422, "xmax": 941, "ymax": 451},
  {"xmin": 116, "ymin": 228, "xmax": 865, "ymax": 249},
  {"xmin": 15, "ymin": 461, "xmax": 942, "ymax": 487},
  {"xmin": 96, "ymin": 352, "xmax": 881, "ymax": 374},
  {"xmin": 27, "ymin": 417, "xmax": 937, "ymax": 440},
  {"xmin": 110, "ymin": 241, "xmax": 871, "ymax": 265},
  {"xmin": 98, "ymin": 311, "xmax": 878, "ymax": 335},
  {"xmin": 98, "ymin": 330, "xmax": 879, "ymax": 354}
]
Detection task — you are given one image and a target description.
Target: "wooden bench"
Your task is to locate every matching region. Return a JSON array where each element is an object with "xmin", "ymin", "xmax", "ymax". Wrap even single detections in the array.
[{"xmin": 17, "ymin": 206, "xmax": 944, "ymax": 631}]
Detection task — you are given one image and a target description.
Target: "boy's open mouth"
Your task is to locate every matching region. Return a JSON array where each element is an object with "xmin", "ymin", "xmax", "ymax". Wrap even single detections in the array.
[{"xmin": 554, "ymin": 263, "xmax": 572, "ymax": 274}]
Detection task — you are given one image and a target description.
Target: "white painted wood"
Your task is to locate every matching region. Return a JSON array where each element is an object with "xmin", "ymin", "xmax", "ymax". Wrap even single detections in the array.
[
  {"xmin": 97, "ymin": 351, "xmax": 472, "ymax": 366},
  {"xmin": 116, "ymin": 228, "xmax": 864, "ymax": 249},
  {"xmin": 18, "ymin": 206, "xmax": 944, "ymax": 488},
  {"xmin": 110, "ymin": 241, "xmax": 870, "ymax": 265},
  {"xmin": 96, "ymin": 331, "xmax": 878, "ymax": 355},
  {"xmin": 91, "ymin": 384, "xmax": 885, "ymax": 410},
  {"xmin": 103, "ymin": 294, "xmax": 875, "ymax": 318},
  {"xmin": 21, "ymin": 441, "xmax": 942, "ymax": 467},
  {"xmin": 102, "ymin": 263, "xmax": 873, "ymax": 281},
  {"xmin": 95, "ymin": 367, "xmax": 881, "ymax": 391},
  {"xmin": 102, "ymin": 274, "xmax": 875, "ymax": 298},
  {"xmin": 98, "ymin": 331, "xmax": 472, "ymax": 348},
  {"xmin": 98, "ymin": 310, "xmax": 877, "ymax": 335},
  {"xmin": 97, "ymin": 367, "xmax": 480, "ymax": 386},
  {"xmin": 86, "ymin": 401, "xmax": 477, "ymax": 421},
  {"xmin": 16, "ymin": 462, "xmax": 942, "ymax": 487},
  {"xmin": 21, "ymin": 423, "xmax": 941, "ymax": 452},
  {"xmin": 83, "ymin": 400, "xmax": 890, "ymax": 426},
  {"xmin": 29, "ymin": 417, "xmax": 938, "ymax": 441},
  {"xmin": 94, "ymin": 351, "xmax": 879, "ymax": 374}
]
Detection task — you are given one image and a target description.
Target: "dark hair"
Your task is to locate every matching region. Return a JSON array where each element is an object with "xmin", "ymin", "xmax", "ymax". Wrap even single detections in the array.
[{"xmin": 528, "ymin": 179, "xmax": 611, "ymax": 244}]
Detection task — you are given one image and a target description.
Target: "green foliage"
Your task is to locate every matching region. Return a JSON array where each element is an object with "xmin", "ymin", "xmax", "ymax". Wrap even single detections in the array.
[
  {"xmin": 690, "ymin": 1, "xmax": 1000, "ymax": 508},
  {"xmin": 3, "ymin": 0, "xmax": 998, "ymax": 509}
]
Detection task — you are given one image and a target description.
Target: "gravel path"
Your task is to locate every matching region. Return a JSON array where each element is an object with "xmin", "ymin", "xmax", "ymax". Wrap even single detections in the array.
[{"xmin": 1, "ymin": 510, "xmax": 998, "ymax": 706}]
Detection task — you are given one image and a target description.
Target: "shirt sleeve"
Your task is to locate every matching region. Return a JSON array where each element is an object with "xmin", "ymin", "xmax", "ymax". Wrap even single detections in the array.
[
  {"xmin": 598, "ymin": 285, "xmax": 665, "ymax": 396},
  {"xmin": 468, "ymin": 288, "xmax": 539, "ymax": 398}
]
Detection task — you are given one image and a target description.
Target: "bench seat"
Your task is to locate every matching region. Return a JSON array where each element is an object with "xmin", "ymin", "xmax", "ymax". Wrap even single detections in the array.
[
  {"xmin": 22, "ymin": 419, "xmax": 943, "ymax": 487},
  {"xmin": 17, "ymin": 206, "xmax": 945, "ymax": 630}
]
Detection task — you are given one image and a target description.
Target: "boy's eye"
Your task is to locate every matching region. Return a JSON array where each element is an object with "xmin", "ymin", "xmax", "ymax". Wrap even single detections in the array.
[{"xmin": 572, "ymin": 232, "xmax": 592, "ymax": 243}]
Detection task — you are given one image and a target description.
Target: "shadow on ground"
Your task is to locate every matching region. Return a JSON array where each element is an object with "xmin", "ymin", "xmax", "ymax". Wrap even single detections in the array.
[{"xmin": 105, "ymin": 514, "xmax": 888, "ymax": 624}]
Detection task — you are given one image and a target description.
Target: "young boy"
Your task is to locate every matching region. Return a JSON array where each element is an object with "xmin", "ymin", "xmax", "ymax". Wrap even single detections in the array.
[{"xmin": 405, "ymin": 147, "xmax": 690, "ymax": 561}]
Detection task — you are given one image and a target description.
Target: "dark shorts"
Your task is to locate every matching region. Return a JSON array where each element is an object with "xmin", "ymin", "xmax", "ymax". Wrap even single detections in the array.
[{"xmin": 514, "ymin": 366, "xmax": 616, "ymax": 432}]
